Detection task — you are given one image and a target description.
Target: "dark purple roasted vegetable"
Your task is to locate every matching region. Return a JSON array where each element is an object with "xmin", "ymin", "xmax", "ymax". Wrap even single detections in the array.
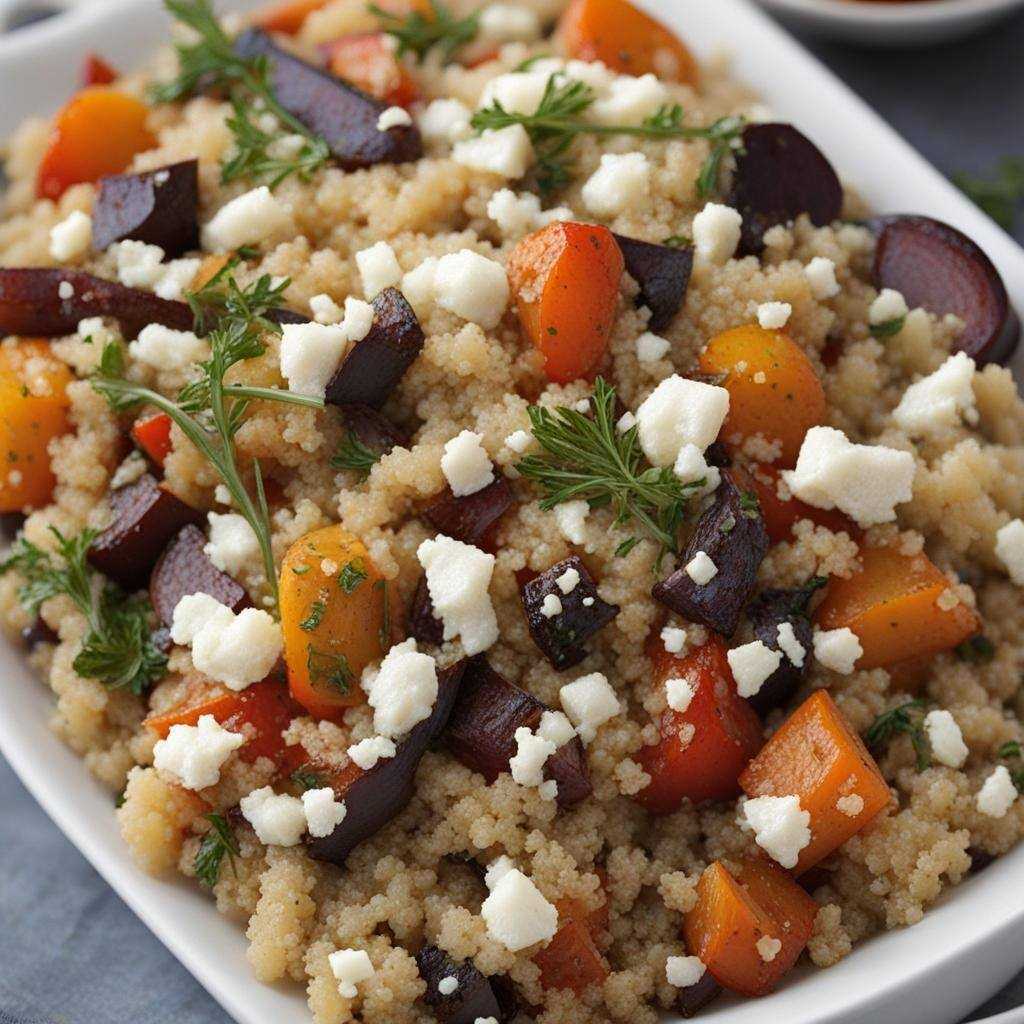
[
  {"xmin": 612, "ymin": 233, "xmax": 693, "ymax": 332},
  {"xmin": 87, "ymin": 474, "xmax": 203, "ymax": 591},
  {"xmin": 408, "ymin": 573, "xmax": 444, "ymax": 646},
  {"xmin": 703, "ymin": 441, "xmax": 731, "ymax": 469},
  {"xmin": 652, "ymin": 471, "xmax": 768, "ymax": 636},
  {"xmin": 676, "ymin": 973, "xmax": 722, "ymax": 1018},
  {"xmin": 21, "ymin": 616, "xmax": 57, "ymax": 648},
  {"xmin": 234, "ymin": 29, "xmax": 422, "ymax": 171},
  {"xmin": 729, "ymin": 123, "xmax": 843, "ymax": 257},
  {"xmin": 521, "ymin": 556, "xmax": 619, "ymax": 670},
  {"xmin": 306, "ymin": 659, "xmax": 467, "ymax": 865},
  {"xmin": 0, "ymin": 268, "xmax": 193, "ymax": 337},
  {"xmin": 325, "ymin": 287, "xmax": 425, "ymax": 409},
  {"xmin": 343, "ymin": 404, "xmax": 409, "ymax": 458},
  {"xmin": 444, "ymin": 656, "xmax": 592, "ymax": 807},
  {"xmin": 415, "ymin": 945, "xmax": 512, "ymax": 1024},
  {"xmin": 149, "ymin": 524, "xmax": 250, "ymax": 627},
  {"xmin": 423, "ymin": 478, "xmax": 514, "ymax": 549},
  {"xmin": 92, "ymin": 160, "xmax": 199, "ymax": 255},
  {"xmin": 871, "ymin": 214, "xmax": 1020, "ymax": 365}
]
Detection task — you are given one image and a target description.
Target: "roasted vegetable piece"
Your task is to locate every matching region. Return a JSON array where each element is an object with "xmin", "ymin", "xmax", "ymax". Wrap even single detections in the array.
[
  {"xmin": 0, "ymin": 268, "xmax": 194, "ymax": 338},
  {"xmin": 635, "ymin": 636, "xmax": 763, "ymax": 812},
  {"xmin": 815, "ymin": 544, "xmax": 981, "ymax": 670},
  {"xmin": 150, "ymin": 524, "xmax": 251, "ymax": 627},
  {"xmin": 675, "ymin": 973, "xmax": 722, "ymax": 1018},
  {"xmin": 652, "ymin": 471, "xmax": 769, "ymax": 636},
  {"xmin": 327, "ymin": 33, "xmax": 420, "ymax": 107},
  {"xmin": 445, "ymin": 657, "xmax": 592, "ymax": 807},
  {"xmin": 534, "ymin": 897, "xmax": 609, "ymax": 993},
  {"xmin": 87, "ymin": 473, "xmax": 203, "ymax": 591},
  {"xmin": 342, "ymin": 403, "xmax": 409, "ymax": 459},
  {"xmin": 234, "ymin": 29, "xmax": 423, "ymax": 170},
  {"xmin": 81, "ymin": 53, "xmax": 118, "ymax": 86},
  {"xmin": 558, "ymin": 0, "xmax": 700, "ymax": 85},
  {"xmin": 92, "ymin": 159, "xmax": 199, "ymax": 256},
  {"xmin": 740, "ymin": 690, "xmax": 891, "ymax": 873},
  {"xmin": 131, "ymin": 412, "xmax": 174, "ymax": 469},
  {"xmin": 683, "ymin": 858, "xmax": 817, "ymax": 997},
  {"xmin": 729, "ymin": 123, "xmax": 843, "ymax": 257},
  {"xmin": 306, "ymin": 660, "xmax": 466, "ymax": 863},
  {"xmin": 698, "ymin": 324, "xmax": 826, "ymax": 467},
  {"xmin": 872, "ymin": 214, "xmax": 1020, "ymax": 366},
  {"xmin": 415, "ymin": 944, "xmax": 511, "ymax": 1024},
  {"xmin": 255, "ymin": 0, "xmax": 331, "ymax": 32},
  {"xmin": 0, "ymin": 340, "xmax": 73, "ymax": 513},
  {"xmin": 424, "ymin": 478, "xmax": 514, "ymax": 549},
  {"xmin": 611, "ymin": 233, "xmax": 693, "ymax": 333},
  {"xmin": 36, "ymin": 87, "xmax": 155, "ymax": 201},
  {"xmin": 325, "ymin": 287, "xmax": 425, "ymax": 409},
  {"xmin": 279, "ymin": 524, "xmax": 393, "ymax": 720},
  {"xmin": 507, "ymin": 222, "xmax": 625, "ymax": 384},
  {"xmin": 520, "ymin": 556, "xmax": 619, "ymax": 670},
  {"xmin": 408, "ymin": 573, "xmax": 444, "ymax": 645}
]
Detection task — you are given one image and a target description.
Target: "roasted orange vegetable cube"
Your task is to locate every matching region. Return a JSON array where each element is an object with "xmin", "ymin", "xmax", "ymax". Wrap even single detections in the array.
[
  {"xmin": 81, "ymin": 53, "xmax": 118, "ymax": 87},
  {"xmin": 327, "ymin": 33, "xmax": 420, "ymax": 107},
  {"xmin": 255, "ymin": 0, "xmax": 332, "ymax": 33},
  {"xmin": 739, "ymin": 690, "xmax": 890, "ymax": 873},
  {"xmin": 534, "ymin": 890, "xmax": 610, "ymax": 993},
  {"xmin": 131, "ymin": 412, "xmax": 173, "ymax": 468}
]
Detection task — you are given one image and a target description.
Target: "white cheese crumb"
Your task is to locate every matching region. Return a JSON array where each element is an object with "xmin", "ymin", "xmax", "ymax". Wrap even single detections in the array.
[
  {"xmin": 756, "ymin": 936, "xmax": 782, "ymax": 963},
  {"xmin": 154, "ymin": 257, "xmax": 202, "ymax": 301},
  {"xmin": 635, "ymin": 331, "xmax": 671, "ymax": 363},
  {"xmin": 441, "ymin": 430, "xmax": 495, "ymax": 497},
  {"xmin": 309, "ymin": 293, "xmax": 344, "ymax": 325},
  {"xmin": 977, "ymin": 765, "xmax": 1017, "ymax": 818},
  {"xmin": 346, "ymin": 734, "xmax": 397, "ymax": 770},
  {"xmin": 692, "ymin": 203, "xmax": 742, "ymax": 263},
  {"xmin": 152, "ymin": 714, "xmax": 243, "ymax": 791},
  {"xmin": 554, "ymin": 500, "xmax": 588, "ymax": 544},
  {"xmin": 111, "ymin": 239, "xmax": 166, "ymax": 288},
  {"xmin": 804, "ymin": 256, "xmax": 840, "ymax": 300},
  {"xmin": 481, "ymin": 868, "xmax": 558, "ymax": 951},
  {"xmin": 453, "ymin": 124, "xmax": 534, "ymax": 179},
  {"xmin": 776, "ymin": 622, "xmax": 806, "ymax": 667},
  {"xmin": 635, "ymin": 375, "xmax": 730, "ymax": 466},
  {"xmin": 559, "ymin": 672, "xmax": 620, "ymax": 744},
  {"xmin": 665, "ymin": 676, "xmax": 695, "ymax": 714},
  {"xmin": 478, "ymin": 3, "xmax": 541, "ymax": 42},
  {"xmin": 673, "ymin": 443, "xmax": 721, "ymax": 497},
  {"xmin": 924, "ymin": 709, "xmax": 968, "ymax": 769},
  {"xmin": 741, "ymin": 794, "xmax": 811, "ymax": 869},
  {"xmin": 685, "ymin": 551, "xmax": 718, "ymax": 585},
  {"xmin": 204, "ymin": 512, "xmax": 259, "ymax": 576},
  {"xmin": 757, "ymin": 301, "xmax": 792, "ymax": 330},
  {"xmin": 995, "ymin": 519, "xmax": 1024, "ymax": 586},
  {"xmin": 869, "ymin": 288, "xmax": 909, "ymax": 325},
  {"xmin": 58, "ymin": 280, "xmax": 74, "ymax": 299},
  {"xmin": 201, "ymin": 186, "xmax": 291, "ymax": 251},
  {"xmin": 486, "ymin": 188, "xmax": 572, "ymax": 236},
  {"xmin": 893, "ymin": 352, "xmax": 978, "ymax": 435},
  {"xmin": 328, "ymin": 948, "xmax": 375, "ymax": 999},
  {"xmin": 812, "ymin": 627, "xmax": 863, "ymax": 675},
  {"xmin": 437, "ymin": 976, "xmax": 460, "ymax": 996},
  {"xmin": 129, "ymin": 323, "xmax": 208, "ymax": 370},
  {"xmin": 418, "ymin": 98, "xmax": 472, "ymax": 144},
  {"xmin": 356, "ymin": 241, "xmax": 402, "ymax": 298},
  {"xmin": 240, "ymin": 786, "xmax": 307, "ymax": 847},
  {"xmin": 510, "ymin": 725, "xmax": 557, "ymax": 787},
  {"xmin": 554, "ymin": 566, "xmax": 580, "ymax": 595},
  {"xmin": 581, "ymin": 152, "xmax": 651, "ymax": 217},
  {"xmin": 279, "ymin": 320, "xmax": 353, "ymax": 399},
  {"xmin": 661, "ymin": 626, "xmax": 688, "ymax": 654},
  {"xmin": 727, "ymin": 640, "xmax": 783, "ymax": 698},
  {"xmin": 484, "ymin": 854, "xmax": 516, "ymax": 890},
  {"xmin": 110, "ymin": 451, "xmax": 148, "ymax": 490},
  {"xmin": 376, "ymin": 105, "xmax": 412, "ymax": 131},
  {"xmin": 836, "ymin": 793, "xmax": 864, "ymax": 818},
  {"xmin": 590, "ymin": 73, "xmax": 670, "ymax": 125},
  {"xmin": 301, "ymin": 787, "xmax": 347, "ymax": 838},
  {"xmin": 617, "ymin": 411, "xmax": 636, "ymax": 433},
  {"xmin": 540, "ymin": 593, "xmax": 563, "ymax": 618},
  {"xmin": 538, "ymin": 709, "xmax": 576, "ymax": 747},
  {"xmin": 666, "ymin": 955, "xmax": 706, "ymax": 988},
  {"xmin": 49, "ymin": 210, "xmax": 92, "ymax": 261},
  {"xmin": 504, "ymin": 429, "xmax": 533, "ymax": 454},
  {"xmin": 477, "ymin": 69, "xmax": 551, "ymax": 116},
  {"xmin": 434, "ymin": 250, "xmax": 509, "ymax": 329},
  {"xmin": 361, "ymin": 638, "xmax": 438, "ymax": 738}
]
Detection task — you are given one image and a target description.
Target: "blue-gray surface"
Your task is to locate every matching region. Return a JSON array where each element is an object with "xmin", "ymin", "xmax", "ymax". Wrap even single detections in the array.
[{"xmin": 2, "ymin": 10, "xmax": 1024, "ymax": 1024}]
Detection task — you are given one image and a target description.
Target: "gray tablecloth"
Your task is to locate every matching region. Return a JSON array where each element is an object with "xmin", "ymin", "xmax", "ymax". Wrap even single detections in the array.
[{"xmin": 2, "ymin": 9, "xmax": 1024, "ymax": 1024}]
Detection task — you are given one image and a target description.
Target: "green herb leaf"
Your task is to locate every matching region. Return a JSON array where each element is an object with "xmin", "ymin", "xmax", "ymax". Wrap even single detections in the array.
[
  {"xmin": 307, "ymin": 646, "xmax": 354, "ymax": 693},
  {"xmin": 290, "ymin": 766, "xmax": 325, "ymax": 792},
  {"xmin": 998, "ymin": 740, "xmax": 1022, "ymax": 760},
  {"xmin": 338, "ymin": 559, "xmax": 367, "ymax": 594},
  {"xmin": 194, "ymin": 812, "xmax": 239, "ymax": 888},
  {"xmin": 369, "ymin": 0, "xmax": 480, "ymax": 63},
  {"xmin": 954, "ymin": 157, "xmax": 1024, "ymax": 232},
  {"xmin": 330, "ymin": 429, "xmax": 380, "ymax": 478},
  {"xmin": 865, "ymin": 699, "xmax": 930, "ymax": 771},
  {"xmin": 299, "ymin": 598, "xmax": 327, "ymax": 632},
  {"xmin": 186, "ymin": 257, "xmax": 289, "ymax": 337},
  {"xmin": 955, "ymin": 635, "xmax": 996, "ymax": 664},
  {"xmin": 662, "ymin": 234, "xmax": 691, "ymax": 248},
  {"xmin": 870, "ymin": 315, "xmax": 906, "ymax": 339},
  {"xmin": 738, "ymin": 491, "xmax": 761, "ymax": 518}
]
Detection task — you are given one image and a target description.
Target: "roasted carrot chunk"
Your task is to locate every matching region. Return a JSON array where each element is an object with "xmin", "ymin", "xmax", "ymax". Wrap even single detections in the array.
[
  {"xmin": 534, "ymin": 891, "xmax": 610, "ymax": 993},
  {"xmin": 699, "ymin": 324, "xmax": 826, "ymax": 467},
  {"xmin": 635, "ymin": 637, "xmax": 764, "ymax": 813},
  {"xmin": 131, "ymin": 412, "xmax": 173, "ymax": 468},
  {"xmin": 81, "ymin": 53, "xmax": 118, "ymax": 87},
  {"xmin": 815, "ymin": 544, "xmax": 980, "ymax": 670},
  {"xmin": 507, "ymin": 221, "xmax": 624, "ymax": 384},
  {"xmin": 37, "ymin": 87, "xmax": 155, "ymax": 201},
  {"xmin": 254, "ymin": 0, "xmax": 332, "ymax": 33},
  {"xmin": 558, "ymin": 0, "xmax": 700, "ymax": 86},
  {"xmin": 740, "ymin": 690, "xmax": 890, "ymax": 873},
  {"xmin": 327, "ymin": 33, "xmax": 420, "ymax": 107},
  {"xmin": 684, "ymin": 858, "xmax": 817, "ymax": 997}
]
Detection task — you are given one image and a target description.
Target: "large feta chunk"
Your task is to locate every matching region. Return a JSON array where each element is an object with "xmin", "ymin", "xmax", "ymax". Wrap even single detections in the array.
[
  {"xmin": 804, "ymin": 256, "xmax": 840, "ymax": 300},
  {"xmin": 361, "ymin": 639, "xmax": 438, "ymax": 738},
  {"xmin": 665, "ymin": 955, "xmax": 706, "ymax": 988},
  {"xmin": 153, "ymin": 714, "xmax": 244, "ymax": 791},
  {"xmin": 727, "ymin": 640, "xmax": 783, "ymax": 698},
  {"xmin": 434, "ymin": 250, "xmax": 509, "ymax": 329},
  {"xmin": 924, "ymin": 709, "xmax": 968, "ymax": 769},
  {"xmin": 201, "ymin": 186, "xmax": 292, "ymax": 251},
  {"xmin": 481, "ymin": 868, "xmax": 558, "ymax": 951},
  {"xmin": 635, "ymin": 375, "xmax": 730, "ymax": 466},
  {"xmin": 418, "ymin": 98, "xmax": 472, "ymax": 144},
  {"xmin": 812, "ymin": 627, "xmax": 862, "ymax": 674},
  {"xmin": 453, "ymin": 125, "xmax": 533, "ymax": 179},
  {"xmin": 204, "ymin": 512, "xmax": 260, "ymax": 576},
  {"xmin": 49, "ymin": 210, "xmax": 92, "ymax": 261},
  {"xmin": 329, "ymin": 948, "xmax": 375, "ymax": 999},
  {"xmin": 301, "ymin": 787, "xmax": 347, "ymax": 838},
  {"xmin": 977, "ymin": 765, "xmax": 1017, "ymax": 818},
  {"xmin": 111, "ymin": 240, "xmax": 166, "ymax": 288},
  {"xmin": 509, "ymin": 725, "xmax": 557, "ymax": 788},
  {"xmin": 154, "ymin": 257, "xmax": 202, "ymax": 301},
  {"xmin": 356, "ymin": 241, "xmax": 402, "ymax": 298},
  {"xmin": 279, "ymin": 321, "xmax": 350, "ymax": 399},
  {"xmin": 240, "ymin": 786, "xmax": 307, "ymax": 846},
  {"xmin": 581, "ymin": 152, "xmax": 650, "ymax": 217},
  {"xmin": 995, "ymin": 519, "xmax": 1024, "ymax": 586},
  {"xmin": 893, "ymin": 352, "xmax": 978, "ymax": 435},
  {"xmin": 441, "ymin": 430, "xmax": 495, "ymax": 496},
  {"xmin": 129, "ymin": 323, "xmax": 209, "ymax": 370},
  {"xmin": 590, "ymin": 73, "xmax": 670, "ymax": 125},
  {"xmin": 740, "ymin": 794, "xmax": 811, "ymax": 869},
  {"xmin": 692, "ymin": 203, "xmax": 742, "ymax": 263},
  {"xmin": 559, "ymin": 672, "xmax": 620, "ymax": 743},
  {"xmin": 347, "ymin": 735, "xmax": 397, "ymax": 770}
]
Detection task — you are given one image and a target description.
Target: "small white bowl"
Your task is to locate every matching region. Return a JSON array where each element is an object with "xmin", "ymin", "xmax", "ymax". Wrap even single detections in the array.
[{"xmin": 757, "ymin": 0, "xmax": 1024, "ymax": 46}]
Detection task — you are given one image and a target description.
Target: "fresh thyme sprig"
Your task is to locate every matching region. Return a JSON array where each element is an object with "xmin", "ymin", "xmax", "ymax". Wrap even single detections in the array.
[
  {"xmin": 865, "ymin": 699, "xmax": 931, "ymax": 771},
  {"xmin": 516, "ymin": 378, "xmax": 701, "ymax": 563},
  {"xmin": 194, "ymin": 812, "xmax": 239, "ymax": 888},
  {"xmin": 0, "ymin": 528, "xmax": 167, "ymax": 695},
  {"xmin": 471, "ymin": 73, "xmax": 744, "ymax": 196},
  {"xmin": 151, "ymin": 0, "xmax": 329, "ymax": 188},
  {"xmin": 330, "ymin": 430, "xmax": 380, "ymax": 478},
  {"xmin": 369, "ymin": 0, "xmax": 480, "ymax": 63}
]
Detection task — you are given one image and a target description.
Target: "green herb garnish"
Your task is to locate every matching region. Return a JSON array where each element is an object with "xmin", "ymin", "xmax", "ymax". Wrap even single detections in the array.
[
  {"xmin": 299, "ymin": 598, "xmax": 327, "ymax": 632},
  {"xmin": 331, "ymin": 430, "xmax": 380, "ymax": 478},
  {"xmin": 955, "ymin": 635, "xmax": 996, "ymax": 664},
  {"xmin": 865, "ymin": 699, "xmax": 930, "ymax": 771},
  {"xmin": 954, "ymin": 158, "xmax": 1024, "ymax": 232},
  {"xmin": 870, "ymin": 316, "xmax": 907, "ymax": 340},
  {"xmin": 663, "ymin": 234, "xmax": 692, "ymax": 248},
  {"xmin": 997, "ymin": 741, "xmax": 1024, "ymax": 792},
  {"xmin": 290, "ymin": 766, "xmax": 325, "ymax": 792},
  {"xmin": 738, "ymin": 491, "xmax": 761, "ymax": 518},
  {"xmin": 338, "ymin": 559, "xmax": 367, "ymax": 594},
  {"xmin": 186, "ymin": 255, "xmax": 288, "ymax": 337},
  {"xmin": 370, "ymin": 0, "xmax": 480, "ymax": 63},
  {"xmin": 194, "ymin": 812, "xmax": 239, "ymax": 888},
  {"xmin": 307, "ymin": 646, "xmax": 354, "ymax": 693}
]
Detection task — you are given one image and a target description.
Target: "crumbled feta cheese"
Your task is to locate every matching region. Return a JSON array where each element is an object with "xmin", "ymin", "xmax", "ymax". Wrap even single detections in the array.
[
  {"xmin": 418, "ymin": 98, "xmax": 472, "ymax": 144},
  {"xmin": 661, "ymin": 626, "xmax": 688, "ymax": 654},
  {"xmin": 617, "ymin": 411, "xmax": 636, "ymax": 433},
  {"xmin": 812, "ymin": 627, "xmax": 862, "ymax": 675},
  {"xmin": 665, "ymin": 955, "xmax": 706, "ymax": 988},
  {"xmin": 504, "ymin": 429, "xmax": 533, "ymax": 454},
  {"xmin": 154, "ymin": 257, "xmax": 202, "ymax": 301},
  {"xmin": 757, "ymin": 301, "xmax": 792, "ymax": 330},
  {"xmin": 201, "ymin": 186, "xmax": 291, "ymax": 251},
  {"xmin": 58, "ymin": 280, "xmax": 74, "ymax": 299},
  {"xmin": 481, "ymin": 868, "xmax": 558, "ymax": 951},
  {"xmin": 805, "ymin": 256, "xmax": 840, "ymax": 300},
  {"xmin": 685, "ymin": 551, "xmax": 717, "ymax": 585},
  {"xmin": 111, "ymin": 240, "xmax": 166, "ymax": 288},
  {"xmin": 486, "ymin": 188, "xmax": 572, "ymax": 236},
  {"xmin": 554, "ymin": 500, "xmax": 588, "ymax": 544},
  {"xmin": 110, "ymin": 451, "xmax": 148, "ymax": 490},
  {"xmin": 478, "ymin": 3, "xmax": 540, "ymax": 42},
  {"xmin": 362, "ymin": 639, "xmax": 438, "ymax": 738},
  {"xmin": 347, "ymin": 735, "xmax": 397, "ymax": 770},
  {"xmin": 977, "ymin": 765, "xmax": 1017, "ymax": 818},
  {"xmin": 756, "ymin": 936, "xmax": 782, "ymax": 963},
  {"xmin": 77, "ymin": 316, "xmax": 117, "ymax": 348},
  {"xmin": 356, "ymin": 241, "xmax": 402, "ymax": 298},
  {"xmin": 782, "ymin": 426, "xmax": 915, "ymax": 527},
  {"xmin": 301, "ymin": 787, "xmax": 347, "ymax": 838},
  {"xmin": 309, "ymin": 293, "xmax": 344, "ymax": 325},
  {"xmin": 434, "ymin": 250, "xmax": 509, "ymax": 328},
  {"xmin": 893, "ymin": 352, "xmax": 978, "ymax": 435},
  {"xmin": 485, "ymin": 854, "xmax": 516, "ymax": 890},
  {"xmin": 559, "ymin": 672, "xmax": 620, "ymax": 743},
  {"xmin": 554, "ymin": 566, "xmax": 580, "ymax": 594},
  {"xmin": 400, "ymin": 257, "xmax": 440, "ymax": 315},
  {"xmin": 673, "ymin": 443, "xmax": 721, "ymax": 496},
  {"xmin": 49, "ymin": 210, "xmax": 92, "ymax": 261},
  {"xmin": 665, "ymin": 676, "xmax": 695, "ymax": 713},
  {"xmin": 539, "ymin": 592, "xmax": 562, "ymax": 619},
  {"xmin": 538, "ymin": 709, "xmax": 576, "ymax": 746},
  {"xmin": 924, "ymin": 709, "xmax": 968, "ymax": 769},
  {"xmin": 341, "ymin": 296, "xmax": 375, "ymax": 342},
  {"xmin": 438, "ymin": 976, "xmax": 460, "ymax": 996},
  {"xmin": 377, "ymin": 105, "xmax": 412, "ymax": 131},
  {"xmin": 692, "ymin": 203, "xmax": 742, "ymax": 263},
  {"xmin": 836, "ymin": 793, "xmax": 864, "ymax": 817},
  {"xmin": 635, "ymin": 331, "xmax": 670, "ymax": 363},
  {"xmin": 328, "ymin": 948, "xmax": 375, "ymax": 998},
  {"xmin": 441, "ymin": 430, "xmax": 495, "ymax": 496},
  {"xmin": 996, "ymin": 519, "xmax": 1024, "ymax": 585},
  {"xmin": 240, "ymin": 786, "xmax": 307, "ymax": 846},
  {"xmin": 581, "ymin": 152, "xmax": 650, "ymax": 217},
  {"xmin": 279, "ymin": 321, "xmax": 349, "ymax": 399},
  {"xmin": 478, "ymin": 71, "xmax": 550, "ymax": 116},
  {"xmin": 510, "ymin": 725, "xmax": 557, "ymax": 787},
  {"xmin": 728, "ymin": 641, "xmax": 783, "ymax": 698},
  {"xmin": 128, "ymin": 323, "xmax": 209, "ymax": 371},
  {"xmin": 741, "ymin": 794, "xmax": 811, "ymax": 869},
  {"xmin": 152, "ymin": 714, "xmax": 243, "ymax": 791},
  {"xmin": 204, "ymin": 512, "xmax": 259, "ymax": 576},
  {"xmin": 417, "ymin": 536, "xmax": 498, "ymax": 655},
  {"xmin": 635, "ymin": 375, "xmax": 730, "ymax": 466},
  {"xmin": 869, "ymin": 288, "xmax": 909, "ymax": 325},
  {"xmin": 776, "ymin": 622, "xmax": 806, "ymax": 667},
  {"xmin": 453, "ymin": 125, "xmax": 534, "ymax": 179},
  {"xmin": 590, "ymin": 73, "xmax": 670, "ymax": 125}
]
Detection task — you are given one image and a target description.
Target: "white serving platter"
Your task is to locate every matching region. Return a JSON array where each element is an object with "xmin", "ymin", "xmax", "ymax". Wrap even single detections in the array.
[{"xmin": 1, "ymin": 2, "xmax": 1024, "ymax": 1023}]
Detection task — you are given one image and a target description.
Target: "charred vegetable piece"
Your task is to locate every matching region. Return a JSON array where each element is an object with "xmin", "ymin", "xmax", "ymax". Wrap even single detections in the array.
[
  {"xmin": 306, "ymin": 660, "xmax": 466, "ymax": 864},
  {"xmin": 255, "ymin": 0, "xmax": 332, "ymax": 33},
  {"xmin": 534, "ymin": 896, "xmax": 609, "ymax": 993},
  {"xmin": 612, "ymin": 232, "xmax": 693, "ymax": 332},
  {"xmin": 520, "ymin": 556, "xmax": 619, "ymax": 670},
  {"xmin": 415, "ymin": 945, "xmax": 510, "ymax": 1024},
  {"xmin": 445, "ymin": 657, "xmax": 592, "ymax": 807},
  {"xmin": 424, "ymin": 478, "xmax": 514, "ymax": 549},
  {"xmin": 131, "ymin": 412, "xmax": 174, "ymax": 469},
  {"xmin": 652, "ymin": 471, "xmax": 768, "ymax": 636},
  {"xmin": 325, "ymin": 287, "xmax": 425, "ymax": 409},
  {"xmin": 343, "ymin": 404, "xmax": 409, "ymax": 458},
  {"xmin": 872, "ymin": 214, "xmax": 1020, "ymax": 366},
  {"xmin": 729, "ymin": 123, "xmax": 843, "ymax": 257},
  {"xmin": 234, "ymin": 28, "xmax": 423, "ymax": 171},
  {"xmin": 0, "ymin": 268, "xmax": 193, "ymax": 338},
  {"xmin": 326, "ymin": 32, "xmax": 420, "ymax": 108},
  {"xmin": 408, "ymin": 573, "xmax": 445, "ymax": 646},
  {"xmin": 21, "ymin": 617, "xmax": 58, "ymax": 648},
  {"xmin": 87, "ymin": 474, "xmax": 203, "ymax": 591},
  {"xmin": 150, "ymin": 524, "xmax": 251, "ymax": 627},
  {"xmin": 676, "ymin": 973, "xmax": 722, "ymax": 1018},
  {"xmin": 92, "ymin": 159, "xmax": 199, "ymax": 256}
]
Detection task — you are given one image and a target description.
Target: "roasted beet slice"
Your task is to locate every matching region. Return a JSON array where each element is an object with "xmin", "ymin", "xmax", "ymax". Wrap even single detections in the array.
[
  {"xmin": 408, "ymin": 574, "xmax": 445, "ymax": 646},
  {"xmin": 652, "ymin": 471, "xmax": 768, "ymax": 637},
  {"xmin": 325, "ymin": 287, "xmax": 425, "ymax": 409},
  {"xmin": 423, "ymin": 478, "xmax": 514, "ymax": 549},
  {"xmin": 149, "ymin": 524, "xmax": 250, "ymax": 627},
  {"xmin": 0, "ymin": 268, "xmax": 193, "ymax": 338},
  {"xmin": 87, "ymin": 474, "xmax": 203, "ymax": 591},
  {"xmin": 445, "ymin": 657, "xmax": 591, "ymax": 808},
  {"xmin": 306, "ymin": 660, "xmax": 467, "ymax": 865},
  {"xmin": 415, "ymin": 945, "xmax": 511, "ymax": 1024},
  {"xmin": 343, "ymin": 404, "xmax": 409, "ymax": 458},
  {"xmin": 21, "ymin": 617, "xmax": 57, "ymax": 648},
  {"xmin": 871, "ymin": 214, "xmax": 1020, "ymax": 365},
  {"xmin": 521, "ymin": 556, "xmax": 619, "ymax": 670},
  {"xmin": 729, "ymin": 123, "xmax": 843, "ymax": 256},
  {"xmin": 92, "ymin": 160, "xmax": 199, "ymax": 256},
  {"xmin": 676, "ymin": 973, "xmax": 722, "ymax": 1018},
  {"xmin": 612, "ymin": 233, "xmax": 693, "ymax": 332},
  {"xmin": 234, "ymin": 29, "xmax": 422, "ymax": 171}
]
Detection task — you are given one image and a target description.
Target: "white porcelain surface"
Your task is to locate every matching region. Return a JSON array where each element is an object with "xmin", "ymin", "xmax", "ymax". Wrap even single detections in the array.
[{"xmin": 2, "ymin": 2, "xmax": 1024, "ymax": 1023}]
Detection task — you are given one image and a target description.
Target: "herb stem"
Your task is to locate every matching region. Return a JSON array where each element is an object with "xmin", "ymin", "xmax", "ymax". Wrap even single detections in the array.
[{"xmin": 222, "ymin": 385, "xmax": 324, "ymax": 410}]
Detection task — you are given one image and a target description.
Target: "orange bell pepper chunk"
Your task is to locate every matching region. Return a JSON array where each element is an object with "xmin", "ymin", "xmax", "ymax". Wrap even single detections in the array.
[
  {"xmin": 684, "ymin": 858, "xmax": 817, "ymax": 997},
  {"xmin": 37, "ymin": 87, "xmax": 155, "ymax": 201},
  {"xmin": 81, "ymin": 53, "xmax": 118, "ymax": 87},
  {"xmin": 699, "ymin": 324, "xmax": 826, "ymax": 468},
  {"xmin": 507, "ymin": 221, "xmax": 624, "ymax": 384},
  {"xmin": 815, "ymin": 544, "xmax": 981, "ymax": 671},
  {"xmin": 635, "ymin": 637, "xmax": 764, "ymax": 813},
  {"xmin": 534, "ymin": 886, "xmax": 610, "ymax": 993},
  {"xmin": 739, "ymin": 690, "xmax": 890, "ymax": 873},
  {"xmin": 131, "ymin": 412, "xmax": 173, "ymax": 468},
  {"xmin": 327, "ymin": 33, "xmax": 420, "ymax": 107}
]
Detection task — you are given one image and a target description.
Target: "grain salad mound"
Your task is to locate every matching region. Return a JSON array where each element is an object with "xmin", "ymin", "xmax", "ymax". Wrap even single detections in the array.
[{"xmin": 1, "ymin": 0, "xmax": 1023, "ymax": 1020}]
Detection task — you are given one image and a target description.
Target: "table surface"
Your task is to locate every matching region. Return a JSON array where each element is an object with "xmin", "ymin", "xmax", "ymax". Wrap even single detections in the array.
[{"xmin": 1, "ymin": 7, "xmax": 1024, "ymax": 1024}]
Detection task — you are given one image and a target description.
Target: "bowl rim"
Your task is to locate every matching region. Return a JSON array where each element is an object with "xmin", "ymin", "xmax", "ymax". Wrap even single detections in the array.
[{"xmin": 758, "ymin": 0, "xmax": 1024, "ymax": 26}]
